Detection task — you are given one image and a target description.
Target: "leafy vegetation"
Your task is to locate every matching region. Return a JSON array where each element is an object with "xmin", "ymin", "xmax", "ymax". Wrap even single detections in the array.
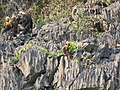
[
  {"xmin": 26, "ymin": 42, "xmax": 32, "ymax": 49},
  {"xmin": 40, "ymin": 47, "xmax": 49, "ymax": 54},
  {"xmin": 77, "ymin": 11, "xmax": 88, "ymax": 33},
  {"xmin": 88, "ymin": 59, "xmax": 94, "ymax": 64},
  {"xmin": 14, "ymin": 42, "xmax": 32, "ymax": 64},
  {"xmin": 48, "ymin": 50, "xmax": 64, "ymax": 58},
  {"xmin": 0, "ymin": 4, "xmax": 7, "ymax": 15},
  {"xmin": 92, "ymin": 32, "xmax": 100, "ymax": 38},
  {"xmin": 98, "ymin": 0, "xmax": 111, "ymax": 5},
  {"xmin": 40, "ymin": 41, "xmax": 77, "ymax": 59},
  {"xmin": 40, "ymin": 47, "xmax": 64, "ymax": 58},
  {"xmin": 14, "ymin": 52, "xmax": 20, "ymax": 64},
  {"xmin": 0, "ymin": 20, "xmax": 4, "ymax": 33},
  {"xmin": 69, "ymin": 41, "xmax": 77, "ymax": 54},
  {"xmin": 75, "ymin": 59, "xmax": 79, "ymax": 63},
  {"xmin": 69, "ymin": 10, "xmax": 88, "ymax": 34},
  {"xmin": 81, "ymin": 55, "xmax": 87, "ymax": 61},
  {"xmin": 34, "ymin": 16, "xmax": 45, "ymax": 26},
  {"xmin": 0, "ymin": 0, "xmax": 114, "ymax": 22}
]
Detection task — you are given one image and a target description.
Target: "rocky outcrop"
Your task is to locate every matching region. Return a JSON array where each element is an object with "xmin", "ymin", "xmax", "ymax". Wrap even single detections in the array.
[{"xmin": 0, "ymin": 1, "xmax": 120, "ymax": 90}]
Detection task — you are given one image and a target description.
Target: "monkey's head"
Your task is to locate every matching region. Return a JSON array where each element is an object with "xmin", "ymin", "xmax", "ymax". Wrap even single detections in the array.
[
  {"xmin": 28, "ymin": 8, "xmax": 33, "ymax": 13},
  {"xmin": 66, "ymin": 41, "xmax": 70, "ymax": 46},
  {"xmin": 18, "ymin": 11, "xmax": 26, "ymax": 17},
  {"xmin": 5, "ymin": 16, "xmax": 10, "ymax": 22},
  {"xmin": 11, "ymin": 14, "xmax": 16, "ymax": 20},
  {"xmin": 5, "ymin": 16, "xmax": 12, "ymax": 28}
]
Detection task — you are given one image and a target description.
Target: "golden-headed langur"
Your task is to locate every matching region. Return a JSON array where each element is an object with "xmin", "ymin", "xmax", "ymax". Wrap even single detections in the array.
[
  {"xmin": 63, "ymin": 41, "xmax": 71, "ymax": 61},
  {"xmin": 18, "ymin": 10, "xmax": 33, "ymax": 34},
  {"xmin": 62, "ymin": 41, "xmax": 71, "ymax": 80},
  {"xmin": 11, "ymin": 14, "xmax": 19, "ymax": 36},
  {"xmin": 2, "ymin": 16, "xmax": 12, "ymax": 34}
]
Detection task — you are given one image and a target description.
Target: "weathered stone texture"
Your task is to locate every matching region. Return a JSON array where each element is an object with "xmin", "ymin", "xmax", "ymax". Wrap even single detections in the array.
[{"xmin": 0, "ymin": 1, "xmax": 120, "ymax": 90}]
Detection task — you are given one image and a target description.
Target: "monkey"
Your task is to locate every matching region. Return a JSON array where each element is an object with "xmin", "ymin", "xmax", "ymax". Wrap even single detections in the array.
[
  {"xmin": 2, "ymin": 16, "xmax": 12, "ymax": 34},
  {"xmin": 63, "ymin": 41, "xmax": 71, "ymax": 61},
  {"xmin": 10, "ymin": 15, "xmax": 19, "ymax": 37},
  {"xmin": 1, "ymin": 16, "xmax": 15, "ymax": 40},
  {"xmin": 61, "ymin": 41, "xmax": 71, "ymax": 80},
  {"xmin": 93, "ymin": 18, "xmax": 109, "ymax": 32},
  {"xmin": 61, "ymin": 58, "xmax": 65, "ymax": 80},
  {"xmin": 18, "ymin": 10, "xmax": 33, "ymax": 35}
]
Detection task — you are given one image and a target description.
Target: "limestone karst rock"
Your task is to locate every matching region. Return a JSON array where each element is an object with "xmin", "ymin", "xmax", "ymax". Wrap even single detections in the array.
[{"xmin": 0, "ymin": 1, "xmax": 120, "ymax": 90}]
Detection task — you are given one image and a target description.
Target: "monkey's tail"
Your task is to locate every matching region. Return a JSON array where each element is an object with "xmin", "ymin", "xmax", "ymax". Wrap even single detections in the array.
[{"xmin": 62, "ymin": 57, "xmax": 65, "ymax": 80}]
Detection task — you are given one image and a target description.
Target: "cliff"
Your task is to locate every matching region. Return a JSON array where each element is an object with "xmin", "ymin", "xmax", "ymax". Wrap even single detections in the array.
[{"xmin": 0, "ymin": 1, "xmax": 120, "ymax": 90}]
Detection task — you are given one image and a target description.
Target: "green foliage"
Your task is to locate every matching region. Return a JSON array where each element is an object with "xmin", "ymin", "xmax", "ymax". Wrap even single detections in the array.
[
  {"xmin": 40, "ymin": 41, "xmax": 77, "ymax": 59},
  {"xmin": 40, "ymin": 47, "xmax": 48, "ymax": 54},
  {"xmin": 0, "ymin": 20, "xmax": 4, "ymax": 33},
  {"xmin": 8, "ymin": 58, "xmax": 11, "ymax": 64},
  {"xmin": 92, "ymin": 32, "xmax": 100, "ymax": 38},
  {"xmin": 48, "ymin": 53, "xmax": 56, "ymax": 58},
  {"xmin": 48, "ymin": 50, "xmax": 64, "ymax": 58},
  {"xmin": 34, "ymin": 0, "xmax": 50, "ymax": 13},
  {"xmin": 14, "ymin": 42, "xmax": 32, "ymax": 64},
  {"xmin": 40, "ymin": 47, "xmax": 56, "ymax": 58},
  {"xmin": 40, "ymin": 46, "xmax": 64, "ymax": 58},
  {"xmin": 88, "ymin": 59, "xmax": 94, "ymax": 63},
  {"xmin": 34, "ymin": 16, "xmax": 45, "ymax": 26},
  {"xmin": 56, "ymin": 50, "xmax": 64, "ymax": 57},
  {"xmin": 76, "ymin": 11, "xmax": 87, "ymax": 33},
  {"xmin": 77, "ymin": 11, "xmax": 85, "ymax": 19},
  {"xmin": 98, "ymin": 0, "xmax": 111, "ymax": 5},
  {"xmin": 82, "ymin": 56, "xmax": 87, "ymax": 61},
  {"xmin": 0, "ymin": 4, "xmax": 7, "ymax": 11},
  {"xmin": 69, "ymin": 41, "xmax": 77, "ymax": 54},
  {"xmin": 75, "ymin": 59, "xmax": 79, "ymax": 63},
  {"xmin": 14, "ymin": 52, "xmax": 19, "ymax": 64},
  {"xmin": 80, "ymin": 54, "xmax": 94, "ymax": 64},
  {"xmin": 56, "ymin": 0, "xmax": 62, "ymax": 4},
  {"xmin": 26, "ymin": 42, "xmax": 32, "ymax": 49},
  {"xmin": 78, "ymin": 26, "xmax": 84, "ymax": 33},
  {"xmin": 99, "ymin": 44, "xmax": 103, "ymax": 48},
  {"xmin": 14, "ymin": 47, "xmax": 25, "ymax": 64},
  {"xmin": 47, "ymin": 41, "xmax": 77, "ymax": 59}
]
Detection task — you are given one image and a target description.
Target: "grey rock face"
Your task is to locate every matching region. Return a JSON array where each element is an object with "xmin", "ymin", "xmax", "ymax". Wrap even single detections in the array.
[
  {"xmin": 0, "ymin": 63, "xmax": 19, "ymax": 90},
  {"xmin": 0, "ymin": 1, "xmax": 120, "ymax": 90}
]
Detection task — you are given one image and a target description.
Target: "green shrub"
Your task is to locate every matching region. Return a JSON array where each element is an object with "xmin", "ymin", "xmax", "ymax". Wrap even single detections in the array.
[
  {"xmin": 40, "ymin": 47, "xmax": 48, "ymax": 54},
  {"xmin": 0, "ymin": 4, "xmax": 7, "ymax": 12},
  {"xmin": 14, "ymin": 42, "xmax": 32, "ymax": 64},
  {"xmin": 48, "ymin": 50, "xmax": 64, "ymax": 58},
  {"xmin": 56, "ymin": 50, "xmax": 64, "ymax": 57},
  {"xmin": 26, "ymin": 42, "xmax": 32, "ymax": 49},
  {"xmin": 77, "ymin": 11, "xmax": 85, "ymax": 19},
  {"xmin": 40, "ymin": 41, "xmax": 77, "ymax": 59},
  {"xmin": 14, "ymin": 52, "xmax": 19, "ymax": 64},
  {"xmin": 14, "ymin": 47, "xmax": 25, "ymax": 64},
  {"xmin": 48, "ymin": 53, "xmax": 57, "ymax": 58},
  {"xmin": 75, "ymin": 59, "xmax": 79, "ymax": 63},
  {"xmin": 98, "ymin": 0, "xmax": 111, "ymax": 5},
  {"xmin": 69, "ymin": 41, "xmax": 77, "ymax": 54},
  {"xmin": 56, "ymin": 0, "xmax": 62, "ymax": 4},
  {"xmin": 76, "ymin": 11, "xmax": 87, "ymax": 33},
  {"xmin": 34, "ymin": 16, "xmax": 45, "ymax": 26}
]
